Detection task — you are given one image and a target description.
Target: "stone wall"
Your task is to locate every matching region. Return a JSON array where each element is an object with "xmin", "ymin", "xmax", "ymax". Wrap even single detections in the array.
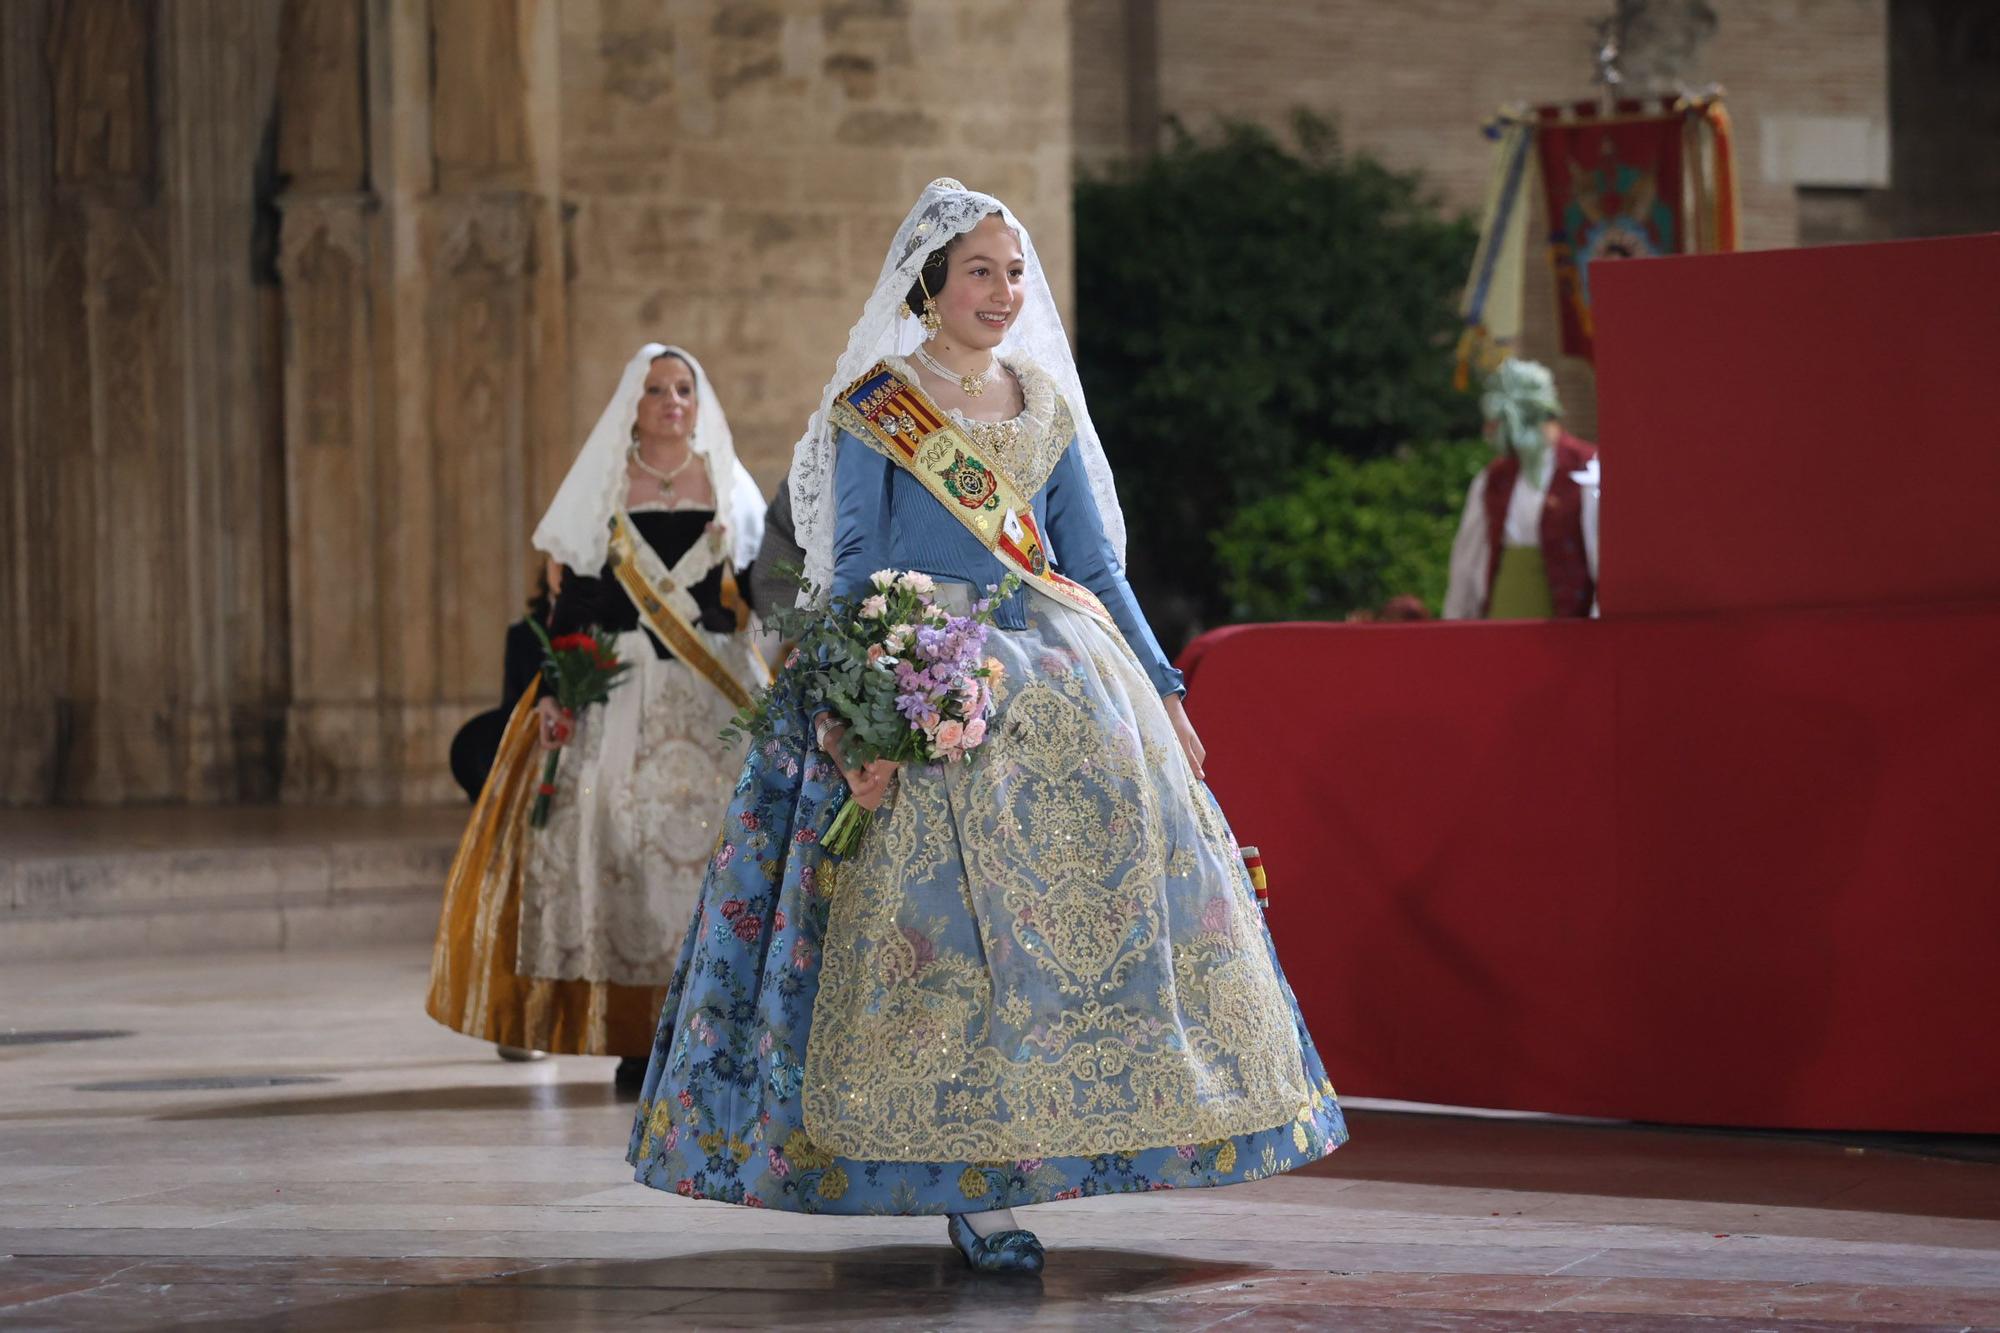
[{"xmin": 558, "ymin": 0, "xmax": 1074, "ymax": 488}]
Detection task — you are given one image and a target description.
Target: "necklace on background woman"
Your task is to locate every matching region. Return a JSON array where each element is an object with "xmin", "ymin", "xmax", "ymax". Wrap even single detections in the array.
[{"xmin": 628, "ymin": 441, "xmax": 698, "ymax": 499}]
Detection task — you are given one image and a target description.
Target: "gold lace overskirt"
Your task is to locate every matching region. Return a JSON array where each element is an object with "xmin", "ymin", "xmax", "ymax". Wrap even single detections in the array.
[{"xmin": 802, "ymin": 593, "xmax": 1311, "ymax": 1161}]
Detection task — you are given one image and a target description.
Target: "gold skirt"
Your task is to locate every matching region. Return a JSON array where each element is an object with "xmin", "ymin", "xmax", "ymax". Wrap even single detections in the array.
[{"xmin": 424, "ymin": 684, "xmax": 667, "ymax": 1057}]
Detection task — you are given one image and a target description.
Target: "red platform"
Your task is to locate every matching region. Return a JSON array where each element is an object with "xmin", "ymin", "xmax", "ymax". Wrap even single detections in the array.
[{"xmin": 1185, "ymin": 234, "xmax": 2000, "ymax": 1132}]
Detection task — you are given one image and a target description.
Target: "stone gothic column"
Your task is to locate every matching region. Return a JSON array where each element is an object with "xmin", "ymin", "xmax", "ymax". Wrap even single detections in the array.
[
  {"xmin": 1, "ymin": 0, "xmax": 284, "ymax": 804},
  {"xmin": 276, "ymin": 0, "xmax": 567, "ymax": 802}
]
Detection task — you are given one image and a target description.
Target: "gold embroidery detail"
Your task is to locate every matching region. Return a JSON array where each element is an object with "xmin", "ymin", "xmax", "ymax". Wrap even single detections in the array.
[{"xmin": 782, "ymin": 1131, "xmax": 834, "ymax": 1171}]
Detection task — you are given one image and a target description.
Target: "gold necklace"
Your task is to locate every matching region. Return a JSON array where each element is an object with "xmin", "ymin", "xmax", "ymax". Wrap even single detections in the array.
[
  {"xmin": 913, "ymin": 344, "xmax": 995, "ymax": 398},
  {"xmin": 628, "ymin": 441, "xmax": 698, "ymax": 498}
]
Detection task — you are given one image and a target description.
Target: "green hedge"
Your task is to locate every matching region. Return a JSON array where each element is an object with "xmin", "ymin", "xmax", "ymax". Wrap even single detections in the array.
[
  {"xmin": 1214, "ymin": 438, "xmax": 1488, "ymax": 621},
  {"xmin": 1075, "ymin": 113, "xmax": 1478, "ymax": 649}
]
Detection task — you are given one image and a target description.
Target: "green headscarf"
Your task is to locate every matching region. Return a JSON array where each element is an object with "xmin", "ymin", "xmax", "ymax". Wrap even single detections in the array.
[{"xmin": 1480, "ymin": 358, "xmax": 1562, "ymax": 458}]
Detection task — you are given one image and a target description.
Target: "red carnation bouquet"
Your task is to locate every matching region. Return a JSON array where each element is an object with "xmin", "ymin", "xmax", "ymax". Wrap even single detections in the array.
[{"xmin": 526, "ymin": 621, "xmax": 632, "ymax": 829}]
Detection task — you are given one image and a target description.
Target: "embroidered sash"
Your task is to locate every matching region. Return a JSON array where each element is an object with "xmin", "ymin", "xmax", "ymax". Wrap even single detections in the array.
[
  {"xmin": 606, "ymin": 512, "xmax": 763, "ymax": 710},
  {"xmin": 831, "ymin": 362, "xmax": 1118, "ymax": 632}
]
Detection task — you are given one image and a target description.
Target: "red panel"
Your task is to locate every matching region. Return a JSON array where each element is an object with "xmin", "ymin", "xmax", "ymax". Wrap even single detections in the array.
[
  {"xmin": 1593, "ymin": 234, "xmax": 2000, "ymax": 617},
  {"xmin": 1604, "ymin": 604, "xmax": 2000, "ymax": 1130},
  {"xmin": 1184, "ymin": 621, "xmax": 1621, "ymax": 1114},
  {"xmin": 1181, "ymin": 607, "xmax": 2000, "ymax": 1132}
]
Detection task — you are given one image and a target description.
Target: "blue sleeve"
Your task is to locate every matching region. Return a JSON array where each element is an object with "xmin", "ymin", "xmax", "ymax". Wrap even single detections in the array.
[
  {"xmin": 1041, "ymin": 441, "xmax": 1185, "ymax": 698},
  {"xmin": 832, "ymin": 430, "xmax": 894, "ymax": 604}
]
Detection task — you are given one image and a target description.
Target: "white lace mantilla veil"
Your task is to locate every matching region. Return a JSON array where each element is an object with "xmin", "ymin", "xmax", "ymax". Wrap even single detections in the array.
[
  {"xmin": 787, "ymin": 178, "xmax": 1127, "ymax": 597},
  {"xmin": 533, "ymin": 343, "xmax": 765, "ymax": 575}
]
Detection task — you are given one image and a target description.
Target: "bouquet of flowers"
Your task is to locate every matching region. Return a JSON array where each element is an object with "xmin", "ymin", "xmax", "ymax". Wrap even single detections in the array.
[
  {"xmin": 526, "ymin": 622, "xmax": 632, "ymax": 829},
  {"xmin": 726, "ymin": 568, "xmax": 1020, "ymax": 855}
]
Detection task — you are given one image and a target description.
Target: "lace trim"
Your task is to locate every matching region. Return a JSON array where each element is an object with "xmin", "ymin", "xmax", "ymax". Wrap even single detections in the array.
[
  {"xmin": 517, "ymin": 655, "xmax": 746, "ymax": 985},
  {"xmin": 786, "ymin": 180, "xmax": 1126, "ymax": 603}
]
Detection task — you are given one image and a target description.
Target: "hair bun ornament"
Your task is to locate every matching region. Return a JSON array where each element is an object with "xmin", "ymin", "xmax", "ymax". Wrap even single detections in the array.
[{"xmin": 927, "ymin": 177, "xmax": 967, "ymax": 192}]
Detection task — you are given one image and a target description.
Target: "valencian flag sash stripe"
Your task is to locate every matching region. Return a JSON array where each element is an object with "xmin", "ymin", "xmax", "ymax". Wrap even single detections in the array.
[{"xmin": 831, "ymin": 361, "xmax": 1121, "ymax": 634}]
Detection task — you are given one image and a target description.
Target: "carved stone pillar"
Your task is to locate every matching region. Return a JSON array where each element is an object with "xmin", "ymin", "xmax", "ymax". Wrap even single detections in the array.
[
  {"xmin": 1, "ymin": 0, "xmax": 64, "ymax": 801},
  {"xmin": 273, "ymin": 0, "xmax": 386, "ymax": 801},
  {"xmin": 276, "ymin": 0, "xmax": 566, "ymax": 802},
  {"xmin": 2, "ymin": 0, "xmax": 283, "ymax": 804},
  {"xmin": 163, "ymin": 0, "xmax": 290, "ymax": 799}
]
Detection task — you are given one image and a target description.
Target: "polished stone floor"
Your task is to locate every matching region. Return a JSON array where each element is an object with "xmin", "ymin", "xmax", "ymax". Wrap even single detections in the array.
[{"xmin": 2, "ymin": 948, "xmax": 1996, "ymax": 1331}]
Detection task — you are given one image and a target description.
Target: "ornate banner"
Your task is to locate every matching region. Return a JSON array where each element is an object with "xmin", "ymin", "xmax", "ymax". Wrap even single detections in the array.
[
  {"xmin": 1536, "ymin": 98, "xmax": 1690, "ymax": 361},
  {"xmin": 1460, "ymin": 95, "xmax": 1738, "ymax": 373}
]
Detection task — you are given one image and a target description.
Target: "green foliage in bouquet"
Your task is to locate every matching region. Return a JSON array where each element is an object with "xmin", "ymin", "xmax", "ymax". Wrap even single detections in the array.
[{"xmin": 725, "ymin": 567, "xmax": 1021, "ymax": 856}]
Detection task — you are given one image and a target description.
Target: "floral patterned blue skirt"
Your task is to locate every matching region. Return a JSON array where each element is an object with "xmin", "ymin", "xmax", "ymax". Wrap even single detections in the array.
[{"xmin": 625, "ymin": 596, "xmax": 1347, "ymax": 1214}]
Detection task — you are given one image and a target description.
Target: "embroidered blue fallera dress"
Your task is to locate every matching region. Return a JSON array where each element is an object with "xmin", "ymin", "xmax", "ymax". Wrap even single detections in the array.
[{"xmin": 626, "ymin": 359, "xmax": 1347, "ymax": 1213}]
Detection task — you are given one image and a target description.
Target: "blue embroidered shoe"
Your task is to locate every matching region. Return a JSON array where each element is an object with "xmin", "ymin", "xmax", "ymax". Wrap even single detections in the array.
[{"xmin": 947, "ymin": 1213, "xmax": 1046, "ymax": 1274}]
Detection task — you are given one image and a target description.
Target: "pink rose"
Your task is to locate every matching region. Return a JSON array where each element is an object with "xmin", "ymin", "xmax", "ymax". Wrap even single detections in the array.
[
  {"xmin": 962, "ymin": 718, "xmax": 987, "ymax": 748},
  {"xmin": 921, "ymin": 710, "xmax": 941, "ymax": 732},
  {"xmin": 867, "ymin": 643, "xmax": 886, "ymax": 664},
  {"xmin": 935, "ymin": 719, "xmax": 964, "ymax": 750}
]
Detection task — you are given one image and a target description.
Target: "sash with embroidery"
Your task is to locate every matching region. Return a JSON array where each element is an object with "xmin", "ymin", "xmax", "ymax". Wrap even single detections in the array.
[
  {"xmin": 606, "ymin": 512, "xmax": 763, "ymax": 711},
  {"xmin": 830, "ymin": 361, "xmax": 1118, "ymax": 632}
]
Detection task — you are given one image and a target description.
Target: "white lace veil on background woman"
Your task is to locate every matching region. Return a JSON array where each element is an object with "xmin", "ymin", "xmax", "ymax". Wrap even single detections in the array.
[
  {"xmin": 787, "ymin": 178, "xmax": 1127, "ymax": 597},
  {"xmin": 535, "ymin": 343, "xmax": 765, "ymax": 576}
]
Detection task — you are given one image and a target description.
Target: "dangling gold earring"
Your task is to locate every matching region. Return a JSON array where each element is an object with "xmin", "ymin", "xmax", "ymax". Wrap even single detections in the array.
[{"xmin": 916, "ymin": 271, "xmax": 943, "ymax": 338}]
